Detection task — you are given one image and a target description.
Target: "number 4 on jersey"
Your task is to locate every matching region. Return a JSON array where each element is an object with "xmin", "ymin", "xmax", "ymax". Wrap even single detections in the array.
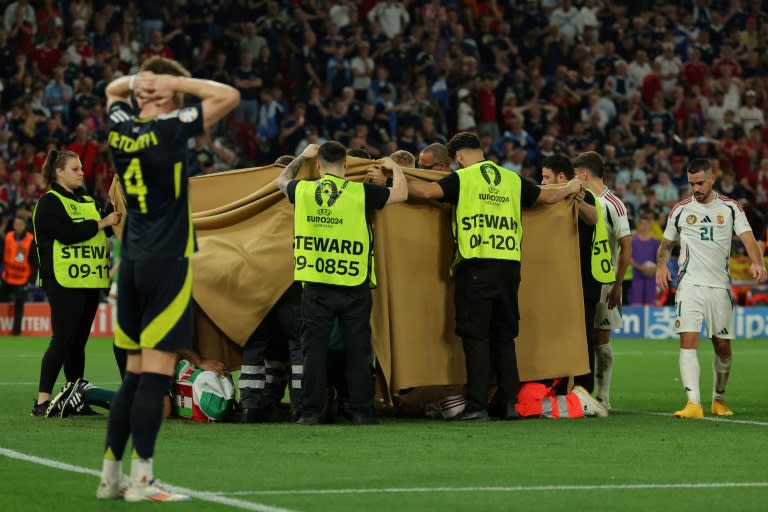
[{"xmin": 123, "ymin": 158, "xmax": 148, "ymax": 213}]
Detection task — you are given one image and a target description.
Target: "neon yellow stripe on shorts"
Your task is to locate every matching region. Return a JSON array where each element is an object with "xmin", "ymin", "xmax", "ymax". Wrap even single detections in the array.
[
  {"xmin": 140, "ymin": 262, "xmax": 192, "ymax": 348},
  {"xmin": 114, "ymin": 322, "xmax": 140, "ymax": 350}
]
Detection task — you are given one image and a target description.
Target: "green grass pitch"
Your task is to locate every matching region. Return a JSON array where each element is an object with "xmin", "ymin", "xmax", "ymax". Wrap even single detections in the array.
[{"xmin": 1, "ymin": 336, "xmax": 767, "ymax": 511}]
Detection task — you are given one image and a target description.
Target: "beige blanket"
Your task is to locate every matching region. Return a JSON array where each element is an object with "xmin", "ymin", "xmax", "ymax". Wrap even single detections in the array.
[{"xmin": 183, "ymin": 159, "xmax": 588, "ymax": 392}]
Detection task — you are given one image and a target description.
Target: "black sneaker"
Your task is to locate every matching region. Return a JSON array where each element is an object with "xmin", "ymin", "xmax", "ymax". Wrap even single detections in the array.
[
  {"xmin": 31, "ymin": 399, "xmax": 50, "ymax": 417},
  {"xmin": 60, "ymin": 378, "xmax": 91, "ymax": 417},
  {"xmin": 46, "ymin": 381, "xmax": 77, "ymax": 418}
]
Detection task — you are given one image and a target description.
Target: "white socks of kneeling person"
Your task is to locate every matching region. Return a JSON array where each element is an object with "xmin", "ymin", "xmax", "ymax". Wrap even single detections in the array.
[{"xmin": 679, "ymin": 348, "xmax": 732, "ymax": 404}]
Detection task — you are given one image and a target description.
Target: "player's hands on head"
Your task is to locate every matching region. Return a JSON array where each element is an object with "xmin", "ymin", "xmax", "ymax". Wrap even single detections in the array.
[
  {"xmin": 134, "ymin": 72, "xmax": 176, "ymax": 106},
  {"xmin": 133, "ymin": 71, "xmax": 156, "ymax": 101},
  {"xmin": 301, "ymin": 144, "xmax": 319, "ymax": 159}
]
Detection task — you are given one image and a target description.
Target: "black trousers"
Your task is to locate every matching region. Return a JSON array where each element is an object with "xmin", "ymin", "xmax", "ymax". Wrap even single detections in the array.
[
  {"xmin": 0, "ymin": 282, "xmax": 27, "ymax": 335},
  {"xmin": 38, "ymin": 280, "xmax": 100, "ymax": 394},
  {"xmin": 573, "ymin": 289, "xmax": 600, "ymax": 393},
  {"xmin": 454, "ymin": 260, "xmax": 521, "ymax": 412},
  {"xmin": 241, "ymin": 283, "xmax": 303, "ymax": 415},
  {"xmin": 300, "ymin": 282, "xmax": 373, "ymax": 417}
]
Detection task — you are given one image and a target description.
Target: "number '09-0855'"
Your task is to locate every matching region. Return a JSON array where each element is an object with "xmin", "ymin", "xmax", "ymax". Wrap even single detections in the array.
[{"xmin": 294, "ymin": 255, "xmax": 360, "ymax": 276}]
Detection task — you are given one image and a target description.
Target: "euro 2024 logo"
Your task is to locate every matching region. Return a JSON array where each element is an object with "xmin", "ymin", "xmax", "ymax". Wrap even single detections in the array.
[
  {"xmin": 480, "ymin": 163, "xmax": 501, "ymax": 194},
  {"xmin": 314, "ymin": 180, "xmax": 339, "ymax": 216}
]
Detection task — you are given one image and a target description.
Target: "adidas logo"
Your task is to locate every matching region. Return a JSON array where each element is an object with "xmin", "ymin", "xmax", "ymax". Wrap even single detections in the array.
[
  {"xmin": 600, "ymin": 318, "xmax": 611, "ymax": 327},
  {"xmin": 717, "ymin": 327, "xmax": 729, "ymax": 336},
  {"xmin": 701, "ymin": 216, "xmax": 712, "ymax": 223}
]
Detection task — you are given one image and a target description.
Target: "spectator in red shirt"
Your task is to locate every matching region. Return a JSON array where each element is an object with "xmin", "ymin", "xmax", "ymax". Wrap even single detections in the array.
[
  {"xmin": 641, "ymin": 61, "xmax": 663, "ymax": 107},
  {"xmin": 675, "ymin": 91, "xmax": 704, "ymax": 138},
  {"xmin": 141, "ymin": 30, "xmax": 174, "ymax": 61},
  {"xmin": 66, "ymin": 123, "xmax": 99, "ymax": 193},
  {"xmin": 65, "ymin": 22, "xmax": 94, "ymax": 69},
  {"xmin": 682, "ymin": 47, "xmax": 708, "ymax": 87},
  {"xmin": 35, "ymin": 0, "xmax": 63, "ymax": 39},
  {"xmin": 33, "ymin": 32, "xmax": 61, "ymax": 76},
  {"xmin": 476, "ymin": 73, "xmax": 500, "ymax": 140},
  {"xmin": 712, "ymin": 44, "xmax": 742, "ymax": 79},
  {"xmin": 727, "ymin": 127, "xmax": 754, "ymax": 182},
  {"xmin": 13, "ymin": 143, "xmax": 43, "ymax": 184}
]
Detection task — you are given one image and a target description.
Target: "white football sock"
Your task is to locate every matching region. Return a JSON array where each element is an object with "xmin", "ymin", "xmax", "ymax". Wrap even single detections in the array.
[
  {"xmin": 712, "ymin": 354, "xmax": 732, "ymax": 401},
  {"xmin": 595, "ymin": 344, "xmax": 613, "ymax": 401},
  {"xmin": 100, "ymin": 456, "xmax": 121, "ymax": 483},
  {"xmin": 679, "ymin": 349, "xmax": 700, "ymax": 405},
  {"xmin": 131, "ymin": 456, "xmax": 153, "ymax": 486}
]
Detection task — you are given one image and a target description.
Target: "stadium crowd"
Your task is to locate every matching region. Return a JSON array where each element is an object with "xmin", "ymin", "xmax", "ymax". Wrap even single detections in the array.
[{"xmin": 0, "ymin": 0, "xmax": 767, "ymax": 278}]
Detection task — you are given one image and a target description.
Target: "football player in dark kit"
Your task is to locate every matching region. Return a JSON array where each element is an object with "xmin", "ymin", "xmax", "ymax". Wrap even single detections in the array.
[{"xmin": 97, "ymin": 57, "xmax": 239, "ymax": 501}]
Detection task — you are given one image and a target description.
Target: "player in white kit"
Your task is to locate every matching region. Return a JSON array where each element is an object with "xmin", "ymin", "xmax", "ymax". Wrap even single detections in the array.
[
  {"xmin": 573, "ymin": 152, "xmax": 632, "ymax": 410},
  {"xmin": 657, "ymin": 158, "xmax": 767, "ymax": 418}
]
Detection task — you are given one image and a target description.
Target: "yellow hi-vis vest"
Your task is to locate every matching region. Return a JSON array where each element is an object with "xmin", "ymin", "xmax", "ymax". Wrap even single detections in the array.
[
  {"xmin": 293, "ymin": 174, "xmax": 374, "ymax": 287},
  {"xmin": 589, "ymin": 188, "xmax": 615, "ymax": 284},
  {"xmin": 451, "ymin": 161, "xmax": 522, "ymax": 276},
  {"xmin": 33, "ymin": 189, "xmax": 109, "ymax": 288}
]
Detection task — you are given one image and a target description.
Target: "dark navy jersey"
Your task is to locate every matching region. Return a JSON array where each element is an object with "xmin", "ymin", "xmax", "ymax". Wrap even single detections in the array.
[{"xmin": 107, "ymin": 101, "xmax": 204, "ymax": 260}]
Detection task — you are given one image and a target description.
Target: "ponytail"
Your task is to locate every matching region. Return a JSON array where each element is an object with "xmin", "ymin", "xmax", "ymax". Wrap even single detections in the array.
[{"xmin": 41, "ymin": 148, "xmax": 78, "ymax": 188}]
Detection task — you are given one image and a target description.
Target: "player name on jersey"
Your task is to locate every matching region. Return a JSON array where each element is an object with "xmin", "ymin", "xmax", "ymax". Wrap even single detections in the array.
[{"xmin": 108, "ymin": 131, "xmax": 159, "ymax": 153}]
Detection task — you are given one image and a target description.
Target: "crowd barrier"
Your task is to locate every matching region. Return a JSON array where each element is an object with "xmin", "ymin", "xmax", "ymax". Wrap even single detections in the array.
[
  {"xmin": 614, "ymin": 306, "xmax": 768, "ymax": 339},
  {"xmin": 2, "ymin": 303, "xmax": 767, "ymax": 340},
  {"xmin": 0, "ymin": 303, "xmax": 114, "ymax": 337}
]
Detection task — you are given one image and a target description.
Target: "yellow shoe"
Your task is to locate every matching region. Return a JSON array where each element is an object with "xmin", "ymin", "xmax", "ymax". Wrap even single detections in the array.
[
  {"xmin": 711, "ymin": 399, "xmax": 734, "ymax": 417},
  {"xmin": 673, "ymin": 401, "xmax": 704, "ymax": 419}
]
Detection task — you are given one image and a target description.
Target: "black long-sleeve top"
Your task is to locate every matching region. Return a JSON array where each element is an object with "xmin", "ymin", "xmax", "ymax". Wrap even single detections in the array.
[{"xmin": 33, "ymin": 183, "xmax": 112, "ymax": 282}]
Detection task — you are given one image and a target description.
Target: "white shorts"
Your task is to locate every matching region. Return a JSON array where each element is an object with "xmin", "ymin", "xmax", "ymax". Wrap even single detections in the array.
[
  {"xmin": 674, "ymin": 283, "xmax": 734, "ymax": 339},
  {"xmin": 594, "ymin": 284, "xmax": 623, "ymax": 330}
]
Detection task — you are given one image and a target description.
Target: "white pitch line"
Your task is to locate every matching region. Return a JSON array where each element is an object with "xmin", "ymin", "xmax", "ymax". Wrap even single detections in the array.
[
  {"xmin": 616, "ymin": 409, "xmax": 768, "ymax": 427},
  {"xmin": 213, "ymin": 482, "xmax": 768, "ymax": 497},
  {"xmin": 0, "ymin": 447, "xmax": 297, "ymax": 512}
]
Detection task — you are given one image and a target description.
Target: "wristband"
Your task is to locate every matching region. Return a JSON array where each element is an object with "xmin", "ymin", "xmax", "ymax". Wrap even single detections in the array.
[{"xmin": 128, "ymin": 75, "xmax": 136, "ymax": 91}]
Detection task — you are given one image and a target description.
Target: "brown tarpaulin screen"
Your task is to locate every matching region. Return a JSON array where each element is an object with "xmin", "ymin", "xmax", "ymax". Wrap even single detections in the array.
[{"xmin": 186, "ymin": 158, "xmax": 588, "ymax": 392}]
